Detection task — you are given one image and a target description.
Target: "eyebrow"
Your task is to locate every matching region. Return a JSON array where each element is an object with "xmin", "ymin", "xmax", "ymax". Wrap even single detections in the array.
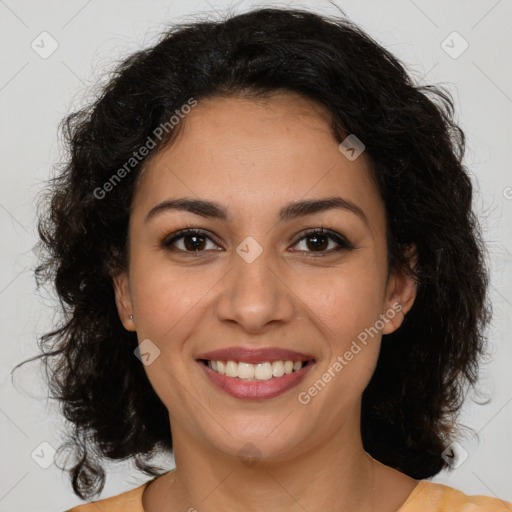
[{"xmin": 144, "ymin": 196, "xmax": 369, "ymax": 226}]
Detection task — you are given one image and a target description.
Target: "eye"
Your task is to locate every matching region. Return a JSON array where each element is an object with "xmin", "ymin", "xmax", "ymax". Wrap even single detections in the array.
[
  {"xmin": 162, "ymin": 228, "xmax": 221, "ymax": 253},
  {"xmin": 291, "ymin": 228, "xmax": 355, "ymax": 255},
  {"xmin": 161, "ymin": 227, "xmax": 355, "ymax": 256}
]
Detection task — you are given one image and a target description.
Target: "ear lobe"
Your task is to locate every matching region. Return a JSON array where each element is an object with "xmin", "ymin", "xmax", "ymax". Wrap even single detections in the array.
[
  {"xmin": 382, "ymin": 245, "xmax": 418, "ymax": 335},
  {"xmin": 112, "ymin": 272, "xmax": 136, "ymax": 331}
]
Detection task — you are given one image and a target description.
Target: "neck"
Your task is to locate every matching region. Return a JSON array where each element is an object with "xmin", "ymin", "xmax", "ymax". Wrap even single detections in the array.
[{"xmin": 145, "ymin": 410, "xmax": 388, "ymax": 512}]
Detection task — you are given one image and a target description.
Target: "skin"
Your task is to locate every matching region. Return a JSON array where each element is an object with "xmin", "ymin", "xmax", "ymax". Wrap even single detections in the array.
[{"xmin": 113, "ymin": 92, "xmax": 419, "ymax": 512}]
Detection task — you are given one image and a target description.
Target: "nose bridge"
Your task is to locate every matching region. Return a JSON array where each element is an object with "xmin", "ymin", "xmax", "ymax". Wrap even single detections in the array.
[{"xmin": 215, "ymin": 242, "xmax": 294, "ymax": 332}]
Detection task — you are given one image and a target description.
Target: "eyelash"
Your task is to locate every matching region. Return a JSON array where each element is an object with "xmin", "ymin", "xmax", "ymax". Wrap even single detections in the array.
[{"xmin": 161, "ymin": 227, "xmax": 355, "ymax": 256}]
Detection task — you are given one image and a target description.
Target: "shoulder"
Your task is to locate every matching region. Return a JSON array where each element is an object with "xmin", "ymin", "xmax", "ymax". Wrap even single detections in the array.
[
  {"xmin": 400, "ymin": 480, "xmax": 512, "ymax": 512},
  {"xmin": 65, "ymin": 481, "xmax": 150, "ymax": 512}
]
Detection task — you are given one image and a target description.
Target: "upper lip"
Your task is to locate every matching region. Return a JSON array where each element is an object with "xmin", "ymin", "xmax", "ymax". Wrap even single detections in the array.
[{"xmin": 196, "ymin": 347, "xmax": 315, "ymax": 364}]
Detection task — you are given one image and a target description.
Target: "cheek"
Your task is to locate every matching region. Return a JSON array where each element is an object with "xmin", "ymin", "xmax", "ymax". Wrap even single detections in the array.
[
  {"xmin": 296, "ymin": 263, "xmax": 385, "ymax": 390},
  {"xmin": 128, "ymin": 262, "xmax": 207, "ymax": 411},
  {"xmin": 299, "ymin": 263, "xmax": 385, "ymax": 342},
  {"xmin": 129, "ymin": 257, "xmax": 217, "ymax": 343},
  {"xmin": 127, "ymin": 257, "xmax": 222, "ymax": 407}
]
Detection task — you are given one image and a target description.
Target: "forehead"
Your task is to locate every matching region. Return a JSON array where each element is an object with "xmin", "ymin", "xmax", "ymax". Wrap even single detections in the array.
[{"xmin": 132, "ymin": 93, "xmax": 384, "ymax": 232}]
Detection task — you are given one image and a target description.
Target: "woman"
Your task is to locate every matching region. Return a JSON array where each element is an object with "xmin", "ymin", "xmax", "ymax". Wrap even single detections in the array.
[{"xmin": 27, "ymin": 6, "xmax": 511, "ymax": 511}]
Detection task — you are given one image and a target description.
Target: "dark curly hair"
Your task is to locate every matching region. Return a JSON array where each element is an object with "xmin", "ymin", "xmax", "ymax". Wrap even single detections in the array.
[{"xmin": 15, "ymin": 5, "xmax": 491, "ymax": 501}]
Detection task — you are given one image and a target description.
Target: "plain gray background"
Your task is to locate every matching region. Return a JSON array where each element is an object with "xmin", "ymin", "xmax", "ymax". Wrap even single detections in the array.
[{"xmin": 1, "ymin": 0, "xmax": 511, "ymax": 510}]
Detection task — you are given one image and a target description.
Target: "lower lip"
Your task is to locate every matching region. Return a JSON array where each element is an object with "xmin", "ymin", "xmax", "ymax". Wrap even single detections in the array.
[{"xmin": 197, "ymin": 360, "xmax": 315, "ymax": 400}]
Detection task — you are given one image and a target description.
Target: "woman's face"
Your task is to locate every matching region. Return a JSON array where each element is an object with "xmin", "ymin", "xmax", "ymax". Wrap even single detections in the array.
[{"xmin": 114, "ymin": 92, "xmax": 416, "ymax": 462}]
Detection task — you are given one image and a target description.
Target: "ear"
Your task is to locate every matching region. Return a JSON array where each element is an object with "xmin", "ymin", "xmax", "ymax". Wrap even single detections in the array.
[
  {"xmin": 381, "ymin": 245, "xmax": 418, "ymax": 335},
  {"xmin": 112, "ymin": 271, "xmax": 136, "ymax": 331}
]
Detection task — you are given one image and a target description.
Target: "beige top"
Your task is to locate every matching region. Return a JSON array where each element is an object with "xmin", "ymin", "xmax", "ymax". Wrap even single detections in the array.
[{"xmin": 67, "ymin": 478, "xmax": 512, "ymax": 511}]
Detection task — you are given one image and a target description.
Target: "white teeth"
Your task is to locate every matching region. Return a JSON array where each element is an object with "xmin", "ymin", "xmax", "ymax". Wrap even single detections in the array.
[
  {"xmin": 225, "ymin": 360, "xmax": 238, "ymax": 378},
  {"xmin": 272, "ymin": 361, "xmax": 284, "ymax": 377},
  {"xmin": 206, "ymin": 359, "xmax": 307, "ymax": 380},
  {"xmin": 284, "ymin": 361, "xmax": 294, "ymax": 374},
  {"xmin": 254, "ymin": 362, "xmax": 273, "ymax": 380},
  {"xmin": 238, "ymin": 362, "xmax": 254, "ymax": 379}
]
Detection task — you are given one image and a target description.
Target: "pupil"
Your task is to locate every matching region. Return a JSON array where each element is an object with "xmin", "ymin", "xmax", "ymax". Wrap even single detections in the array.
[
  {"xmin": 185, "ymin": 234, "xmax": 206, "ymax": 251},
  {"xmin": 307, "ymin": 234, "xmax": 328, "ymax": 251}
]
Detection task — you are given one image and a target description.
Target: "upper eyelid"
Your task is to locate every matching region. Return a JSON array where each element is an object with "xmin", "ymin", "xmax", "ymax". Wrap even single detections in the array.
[{"xmin": 163, "ymin": 228, "xmax": 217, "ymax": 245}]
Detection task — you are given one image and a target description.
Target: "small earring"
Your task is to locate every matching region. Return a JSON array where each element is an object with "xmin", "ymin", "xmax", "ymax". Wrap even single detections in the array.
[{"xmin": 129, "ymin": 314, "xmax": 134, "ymax": 321}]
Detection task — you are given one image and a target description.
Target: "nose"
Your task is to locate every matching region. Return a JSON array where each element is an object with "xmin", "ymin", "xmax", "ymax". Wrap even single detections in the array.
[{"xmin": 215, "ymin": 248, "xmax": 295, "ymax": 334}]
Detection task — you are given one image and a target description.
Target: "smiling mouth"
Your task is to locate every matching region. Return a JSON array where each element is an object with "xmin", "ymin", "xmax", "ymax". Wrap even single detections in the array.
[{"xmin": 198, "ymin": 358, "xmax": 315, "ymax": 381}]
